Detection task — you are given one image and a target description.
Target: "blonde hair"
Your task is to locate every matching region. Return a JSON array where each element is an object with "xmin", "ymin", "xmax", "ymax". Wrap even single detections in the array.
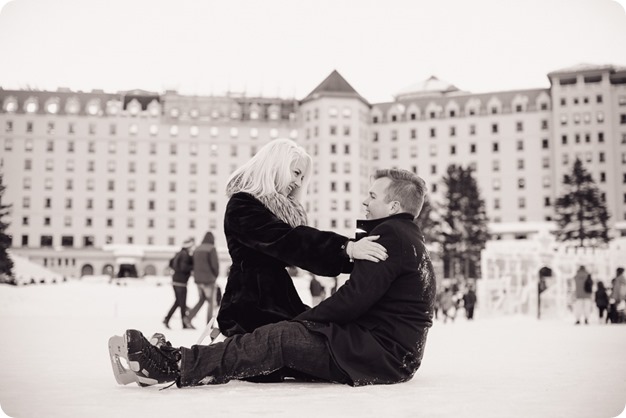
[{"xmin": 226, "ymin": 138, "xmax": 312, "ymax": 201}]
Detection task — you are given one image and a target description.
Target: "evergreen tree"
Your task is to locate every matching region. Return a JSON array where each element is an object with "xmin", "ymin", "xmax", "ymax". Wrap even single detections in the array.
[
  {"xmin": 554, "ymin": 158, "xmax": 610, "ymax": 247},
  {"xmin": 440, "ymin": 165, "xmax": 489, "ymax": 279},
  {"xmin": 415, "ymin": 196, "xmax": 440, "ymax": 245},
  {"xmin": 0, "ymin": 173, "xmax": 14, "ymax": 278}
]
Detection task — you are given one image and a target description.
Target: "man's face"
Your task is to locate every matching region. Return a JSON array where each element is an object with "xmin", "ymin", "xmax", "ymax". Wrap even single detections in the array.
[{"xmin": 363, "ymin": 177, "xmax": 394, "ymax": 220}]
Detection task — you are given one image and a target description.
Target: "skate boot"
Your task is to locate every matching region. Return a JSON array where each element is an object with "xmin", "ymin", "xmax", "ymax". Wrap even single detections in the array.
[{"xmin": 109, "ymin": 330, "xmax": 181, "ymax": 386}]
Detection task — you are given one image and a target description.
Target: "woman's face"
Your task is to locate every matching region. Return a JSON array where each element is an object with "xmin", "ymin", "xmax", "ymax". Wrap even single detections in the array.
[{"xmin": 279, "ymin": 159, "xmax": 307, "ymax": 197}]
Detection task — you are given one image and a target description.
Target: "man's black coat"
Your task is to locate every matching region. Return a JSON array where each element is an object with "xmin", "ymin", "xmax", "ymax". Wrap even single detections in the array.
[{"xmin": 295, "ymin": 213, "xmax": 437, "ymax": 386}]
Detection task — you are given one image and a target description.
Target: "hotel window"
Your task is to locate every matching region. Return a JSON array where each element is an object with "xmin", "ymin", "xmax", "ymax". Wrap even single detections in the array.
[
  {"xmin": 585, "ymin": 133, "xmax": 591, "ymax": 143},
  {"xmin": 250, "ymin": 128, "xmax": 259, "ymax": 138},
  {"xmin": 128, "ymin": 199, "xmax": 134, "ymax": 210},
  {"xmin": 22, "ymin": 217, "xmax": 29, "ymax": 226},
  {"xmin": 344, "ymin": 144, "xmax": 350, "ymax": 155},
  {"xmin": 210, "ymin": 164, "xmax": 217, "ymax": 175},
  {"xmin": 169, "ymin": 163, "xmax": 176, "ymax": 174},
  {"xmin": 23, "ymin": 197, "xmax": 30, "ymax": 209},
  {"xmin": 107, "ymin": 199, "xmax": 114, "ymax": 210},
  {"xmin": 410, "ymin": 146, "xmax": 418, "ymax": 158},
  {"xmin": 230, "ymin": 145, "xmax": 237, "ymax": 157},
  {"xmin": 25, "ymin": 159, "xmax": 32, "ymax": 171},
  {"xmin": 66, "ymin": 179, "xmax": 73, "ymax": 190},
  {"xmin": 491, "ymin": 123, "xmax": 498, "ymax": 133},
  {"xmin": 597, "ymin": 112, "xmax": 605, "ymax": 123},
  {"xmin": 67, "ymin": 141, "xmax": 75, "ymax": 153},
  {"xmin": 47, "ymin": 122, "xmax": 55, "ymax": 134},
  {"xmin": 190, "ymin": 163, "xmax": 197, "ymax": 175},
  {"xmin": 108, "ymin": 142, "xmax": 116, "ymax": 154},
  {"xmin": 469, "ymin": 125, "xmax": 476, "ymax": 135},
  {"xmin": 429, "ymin": 144, "xmax": 437, "ymax": 156},
  {"xmin": 45, "ymin": 159, "xmax": 54, "ymax": 171},
  {"xmin": 410, "ymin": 113, "xmax": 417, "ymax": 120},
  {"xmin": 391, "ymin": 148, "xmax": 398, "ymax": 159},
  {"xmin": 492, "ymin": 179, "xmax": 501, "ymax": 190},
  {"xmin": 190, "ymin": 126, "xmax": 199, "ymax": 137},
  {"xmin": 598, "ymin": 132, "xmax": 604, "ymax": 143},
  {"xmin": 128, "ymin": 161, "xmax": 136, "ymax": 173},
  {"xmin": 599, "ymin": 152, "xmax": 605, "ymax": 163},
  {"xmin": 209, "ymin": 201, "xmax": 216, "ymax": 212},
  {"xmin": 560, "ymin": 115, "xmax": 568, "ymax": 126},
  {"xmin": 270, "ymin": 128, "xmax": 278, "ymax": 138},
  {"xmin": 46, "ymin": 140, "xmax": 54, "ymax": 152},
  {"xmin": 518, "ymin": 197, "xmax": 526, "ymax": 209},
  {"xmin": 107, "ymin": 161, "xmax": 116, "ymax": 173},
  {"xmin": 25, "ymin": 139, "xmax": 33, "ymax": 152},
  {"xmin": 372, "ymin": 149, "xmax": 379, "ymax": 160},
  {"xmin": 5, "ymin": 121, "xmax": 13, "ymax": 133},
  {"xmin": 170, "ymin": 143, "xmax": 177, "ymax": 155},
  {"xmin": 168, "ymin": 182, "xmax": 176, "ymax": 193},
  {"xmin": 87, "ymin": 161, "xmax": 95, "ymax": 172},
  {"xmin": 542, "ymin": 139, "xmax": 549, "ymax": 149},
  {"xmin": 109, "ymin": 124, "xmax": 117, "ymax": 135},
  {"xmin": 148, "ymin": 200, "xmax": 155, "ymax": 211},
  {"xmin": 450, "ymin": 145, "xmax": 456, "ymax": 155},
  {"xmin": 600, "ymin": 172, "xmax": 606, "ymax": 183},
  {"xmin": 26, "ymin": 121, "xmax": 33, "ymax": 133},
  {"xmin": 517, "ymin": 140, "xmax": 524, "ymax": 151},
  {"xmin": 575, "ymin": 134, "xmax": 581, "ymax": 144},
  {"xmin": 148, "ymin": 181, "xmax": 156, "ymax": 192},
  {"xmin": 562, "ymin": 154, "xmax": 569, "ymax": 165},
  {"xmin": 494, "ymin": 199, "xmax": 500, "ymax": 209},
  {"xmin": 86, "ymin": 198, "xmax": 93, "ymax": 209},
  {"xmin": 344, "ymin": 162, "xmax": 351, "ymax": 174},
  {"xmin": 23, "ymin": 177, "xmax": 31, "ymax": 190},
  {"xmin": 129, "ymin": 124, "xmax": 138, "ymax": 135},
  {"xmin": 128, "ymin": 141, "xmax": 136, "ymax": 154},
  {"xmin": 597, "ymin": 95, "xmax": 603, "ymax": 104},
  {"xmin": 3, "ymin": 138, "xmax": 12, "ymax": 151},
  {"xmin": 517, "ymin": 159, "xmax": 524, "ymax": 170},
  {"xmin": 107, "ymin": 180, "xmax": 115, "ymax": 191},
  {"xmin": 190, "ymin": 181, "xmax": 197, "ymax": 193},
  {"xmin": 573, "ymin": 114, "xmax": 580, "ymax": 124},
  {"xmin": 562, "ymin": 135, "xmax": 568, "ymax": 145},
  {"xmin": 491, "ymin": 107, "xmax": 498, "ymax": 114},
  {"xmin": 430, "ymin": 128, "xmax": 436, "ymax": 138},
  {"xmin": 168, "ymin": 200, "xmax": 176, "ymax": 211},
  {"xmin": 583, "ymin": 113, "xmax": 591, "ymax": 124},
  {"xmin": 230, "ymin": 127, "xmax": 238, "ymax": 138},
  {"xmin": 88, "ymin": 141, "xmax": 95, "ymax": 153},
  {"xmin": 343, "ymin": 126, "xmax": 350, "ymax": 136},
  {"xmin": 492, "ymin": 142, "xmax": 499, "ymax": 152},
  {"xmin": 516, "ymin": 122, "xmax": 523, "ymax": 132},
  {"xmin": 450, "ymin": 126, "xmax": 456, "ymax": 137},
  {"xmin": 44, "ymin": 197, "xmax": 51, "ymax": 208},
  {"xmin": 170, "ymin": 125, "xmax": 179, "ymax": 136},
  {"xmin": 431, "ymin": 165, "xmax": 437, "ymax": 175},
  {"xmin": 106, "ymin": 218, "xmax": 113, "ymax": 227},
  {"xmin": 518, "ymin": 179, "xmax": 525, "ymax": 189},
  {"xmin": 544, "ymin": 197, "xmax": 551, "ymax": 207},
  {"xmin": 543, "ymin": 176, "xmax": 551, "ymax": 188},
  {"xmin": 88, "ymin": 123, "xmax": 96, "ymax": 135},
  {"xmin": 330, "ymin": 162, "xmax": 337, "ymax": 173},
  {"xmin": 410, "ymin": 129, "xmax": 417, "ymax": 139}
]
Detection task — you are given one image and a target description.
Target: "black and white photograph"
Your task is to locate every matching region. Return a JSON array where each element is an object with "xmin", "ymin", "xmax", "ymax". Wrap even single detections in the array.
[{"xmin": 1, "ymin": 0, "xmax": 626, "ymax": 417}]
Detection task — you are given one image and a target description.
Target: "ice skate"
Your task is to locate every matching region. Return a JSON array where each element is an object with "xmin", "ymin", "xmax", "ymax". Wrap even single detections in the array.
[
  {"xmin": 196, "ymin": 316, "xmax": 227, "ymax": 345},
  {"xmin": 108, "ymin": 330, "xmax": 180, "ymax": 386}
]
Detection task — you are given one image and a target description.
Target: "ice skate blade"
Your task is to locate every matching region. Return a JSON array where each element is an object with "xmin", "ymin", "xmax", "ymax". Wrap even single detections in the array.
[{"xmin": 108, "ymin": 335, "xmax": 137, "ymax": 385}]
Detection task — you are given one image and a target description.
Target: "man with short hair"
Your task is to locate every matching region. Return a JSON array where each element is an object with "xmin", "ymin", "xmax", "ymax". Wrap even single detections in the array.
[
  {"xmin": 111, "ymin": 169, "xmax": 436, "ymax": 387},
  {"xmin": 163, "ymin": 238, "xmax": 196, "ymax": 330}
]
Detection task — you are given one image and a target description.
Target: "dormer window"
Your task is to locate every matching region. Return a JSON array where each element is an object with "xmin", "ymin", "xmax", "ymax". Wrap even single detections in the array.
[
  {"xmin": 189, "ymin": 108, "xmax": 199, "ymax": 118},
  {"xmin": 329, "ymin": 107, "xmax": 338, "ymax": 117},
  {"xmin": 87, "ymin": 99, "xmax": 100, "ymax": 116},
  {"xmin": 106, "ymin": 100, "xmax": 120, "ymax": 115},
  {"xmin": 3, "ymin": 97, "xmax": 18, "ymax": 113},
  {"xmin": 170, "ymin": 108, "xmax": 180, "ymax": 118},
  {"xmin": 127, "ymin": 99, "xmax": 141, "ymax": 116},
  {"xmin": 148, "ymin": 100, "xmax": 160, "ymax": 117},
  {"xmin": 45, "ymin": 98, "xmax": 60, "ymax": 114},
  {"xmin": 66, "ymin": 97, "xmax": 80, "ymax": 115},
  {"xmin": 211, "ymin": 109, "xmax": 220, "ymax": 119},
  {"xmin": 342, "ymin": 107, "xmax": 352, "ymax": 118},
  {"xmin": 268, "ymin": 105, "xmax": 280, "ymax": 121},
  {"xmin": 24, "ymin": 98, "xmax": 39, "ymax": 113}
]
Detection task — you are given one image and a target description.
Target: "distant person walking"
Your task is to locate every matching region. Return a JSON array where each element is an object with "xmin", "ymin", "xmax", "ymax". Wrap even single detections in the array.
[
  {"xmin": 463, "ymin": 286, "xmax": 477, "ymax": 320},
  {"xmin": 594, "ymin": 281, "xmax": 609, "ymax": 322},
  {"xmin": 573, "ymin": 266, "xmax": 593, "ymax": 325},
  {"xmin": 440, "ymin": 288, "xmax": 455, "ymax": 323},
  {"xmin": 188, "ymin": 232, "xmax": 220, "ymax": 326},
  {"xmin": 608, "ymin": 267, "xmax": 626, "ymax": 324},
  {"xmin": 309, "ymin": 274, "xmax": 326, "ymax": 306},
  {"xmin": 163, "ymin": 238, "xmax": 195, "ymax": 330}
]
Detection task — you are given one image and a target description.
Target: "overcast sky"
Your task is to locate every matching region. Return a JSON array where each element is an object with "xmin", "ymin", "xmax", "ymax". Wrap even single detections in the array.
[{"xmin": 0, "ymin": 0, "xmax": 625, "ymax": 103}]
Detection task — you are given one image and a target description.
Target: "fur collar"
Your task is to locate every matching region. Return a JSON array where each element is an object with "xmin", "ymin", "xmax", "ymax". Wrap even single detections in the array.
[{"xmin": 257, "ymin": 193, "xmax": 308, "ymax": 228}]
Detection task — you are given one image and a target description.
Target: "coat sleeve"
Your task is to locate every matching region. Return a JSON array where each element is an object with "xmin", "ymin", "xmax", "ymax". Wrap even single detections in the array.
[
  {"xmin": 209, "ymin": 248, "xmax": 220, "ymax": 278},
  {"xmin": 295, "ymin": 223, "xmax": 402, "ymax": 324},
  {"xmin": 226, "ymin": 193, "xmax": 353, "ymax": 276}
]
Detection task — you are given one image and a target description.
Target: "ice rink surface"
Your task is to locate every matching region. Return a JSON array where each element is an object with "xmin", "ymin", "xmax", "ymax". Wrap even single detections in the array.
[{"xmin": 0, "ymin": 279, "xmax": 625, "ymax": 418}]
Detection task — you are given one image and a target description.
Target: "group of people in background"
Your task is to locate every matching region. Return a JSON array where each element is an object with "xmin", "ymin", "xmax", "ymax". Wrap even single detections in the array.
[
  {"xmin": 433, "ymin": 281, "xmax": 477, "ymax": 323},
  {"xmin": 164, "ymin": 232, "xmax": 220, "ymax": 330},
  {"xmin": 573, "ymin": 266, "xmax": 626, "ymax": 325}
]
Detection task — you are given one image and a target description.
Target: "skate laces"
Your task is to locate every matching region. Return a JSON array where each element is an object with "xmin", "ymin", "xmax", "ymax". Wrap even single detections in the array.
[{"xmin": 139, "ymin": 340, "xmax": 180, "ymax": 378}]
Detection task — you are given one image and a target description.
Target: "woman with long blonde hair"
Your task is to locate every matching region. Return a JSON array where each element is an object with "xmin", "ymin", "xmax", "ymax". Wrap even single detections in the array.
[{"xmin": 207, "ymin": 138, "xmax": 386, "ymax": 341}]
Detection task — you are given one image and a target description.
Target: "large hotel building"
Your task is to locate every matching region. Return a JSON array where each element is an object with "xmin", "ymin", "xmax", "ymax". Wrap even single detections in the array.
[{"xmin": 2, "ymin": 64, "xmax": 626, "ymax": 278}]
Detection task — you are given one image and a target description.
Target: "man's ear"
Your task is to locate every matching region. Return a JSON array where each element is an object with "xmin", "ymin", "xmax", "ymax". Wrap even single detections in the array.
[{"xmin": 389, "ymin": 201, "xmax": 401, "ymax": 215}]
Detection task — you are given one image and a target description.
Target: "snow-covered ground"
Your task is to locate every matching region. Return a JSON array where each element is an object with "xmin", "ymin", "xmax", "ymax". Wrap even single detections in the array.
[{"xmin": 0, "ymin": 278, "xmax": 625, "ymax": 418}]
